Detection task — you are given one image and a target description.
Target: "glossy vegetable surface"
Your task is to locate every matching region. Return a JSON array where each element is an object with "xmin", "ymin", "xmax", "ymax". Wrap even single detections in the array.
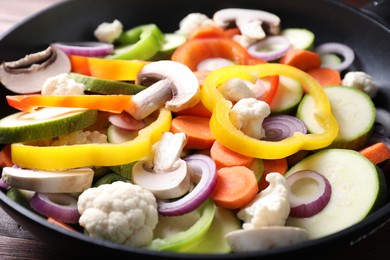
[{"xmin": 0, "ymin": 0, "xmax": 390, "ymax": 259}]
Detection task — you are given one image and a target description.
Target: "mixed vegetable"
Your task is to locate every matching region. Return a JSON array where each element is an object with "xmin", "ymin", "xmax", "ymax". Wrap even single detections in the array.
[{"xmin": 0, "ymin": 7, "xmax": 390, "ymax": 254}]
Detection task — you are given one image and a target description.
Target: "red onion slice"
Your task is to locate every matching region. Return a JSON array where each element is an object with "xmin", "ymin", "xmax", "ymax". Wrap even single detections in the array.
[
  {"xmin": 247, "ymin": 35, "xmax": 291, "ymax": 61},
  {"xmin": 30, "ymin": 192, "xmax": 80, "ymax": 223},
  {"xmin": 315, "ymin": 42, "xmax": 355, "ymax": 72},
  {"xmin": 262, "ymin": 115, "xmax": 307, "ymax": 141},
  {"xmin": 51, "ymin": 41, "xmax": 114, "ymax": 57},
  {"xmin": 286, "ymin": 170, "xmax": 332, "ymax": 218},
  {"xmin": 157, "ymin": 154, "xmax": 217, "ymax": 216},
  {"xmin": 108, "ymin": 113, "xmax": 146, "ymax": 132},
  {"xmin": 0, "ymin": 178, "xmax": 10, "ymax": 191}
]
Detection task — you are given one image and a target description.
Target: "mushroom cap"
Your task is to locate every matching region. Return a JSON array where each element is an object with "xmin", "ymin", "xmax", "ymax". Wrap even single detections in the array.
[
  {"xmin": 136, "ymin": 60, "xmax": 200, "ymax": 112},
  {"xmin": 0, "ymin": 46, "xmax": 71, "ymax": 94},
  {"xmin": 213, "ymin": 8, "xmax": 281, "ymax": 39}
]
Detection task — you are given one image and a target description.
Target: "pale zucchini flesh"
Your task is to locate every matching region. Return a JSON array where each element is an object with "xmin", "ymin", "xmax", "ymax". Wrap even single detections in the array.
[
  {"xmin": 297, "ymin": 86, "xmax": 376, "ymax": 149},
  {"xmin": 285, "ymin": 149, "xmax": 386, "ymax": 239},
  {"xmin": 0, "ymin": 107, "xmax": 97, "ymax": 143}
]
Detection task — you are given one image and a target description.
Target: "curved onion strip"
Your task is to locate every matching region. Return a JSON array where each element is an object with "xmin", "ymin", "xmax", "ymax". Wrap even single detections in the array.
[
  {"xmin": 374, "ymin": 108, "xmax": 390, "ymax": 138},
  {"xmin": 30, "ymin": 192, "xmax": 80, "ymax": 223},
  {"xmin": 157, "ymin": 154, "xmax": 217, "ymax": 216},
  {"xmin": 0, "ymin": 178, "xmax": 10, "ymax": 191},
  {"xmin": 247, "ymin": 35, "xmax": 291, "ymax": 61},
  {"xmin": 286, "ymin": 170, "xmax": 332, "ymax": 218},
  {"xmin": 51, "ymin": 41, "xmax": 114, "ymax": 57},
  {"xmin": 315, "ymin": 42, "xmax": 355, "ymax": 72},
  {"xmin": 108, "ymin": 113, "xmax": 146, "ymax": 132},
  {"xmin": 262, "ymin": 115, "xmax": 307, "ymax": 141}
]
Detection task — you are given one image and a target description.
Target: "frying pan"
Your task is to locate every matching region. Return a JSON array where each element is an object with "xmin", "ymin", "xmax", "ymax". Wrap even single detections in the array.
[{"xmin": 0, "ymin": 0, "xmax": 390, "ymax": 258}]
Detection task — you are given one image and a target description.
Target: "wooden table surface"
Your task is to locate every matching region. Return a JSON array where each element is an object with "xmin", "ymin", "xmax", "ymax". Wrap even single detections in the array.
[{"xmin": 1, "ymin": 0, "xmax": 390, "ymax": 259}]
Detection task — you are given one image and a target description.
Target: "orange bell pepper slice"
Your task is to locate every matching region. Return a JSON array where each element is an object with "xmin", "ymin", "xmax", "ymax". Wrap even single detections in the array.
[
  {"xmin": 6, "ymin": 94, "xmax": 132, "ymax": 113},
  {"xmin": 70, "ymin": 55, "xmax": 149, "ymax": 81}
]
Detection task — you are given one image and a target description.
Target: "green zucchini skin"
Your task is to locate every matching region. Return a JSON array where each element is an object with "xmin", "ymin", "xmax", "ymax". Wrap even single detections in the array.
[{"xmin": 0, "ymin": 108, "xmax": 97, "ymax": 143}]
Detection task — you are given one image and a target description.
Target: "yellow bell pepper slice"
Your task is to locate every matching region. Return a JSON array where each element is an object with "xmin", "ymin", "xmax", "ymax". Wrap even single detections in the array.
[
  {"xmin": 11, "ymin": 108, "xmax": 172, "ymax": 170},
  {"xmin": 201, "ymin": 63, "xmax": 338, "ymax": 159}
]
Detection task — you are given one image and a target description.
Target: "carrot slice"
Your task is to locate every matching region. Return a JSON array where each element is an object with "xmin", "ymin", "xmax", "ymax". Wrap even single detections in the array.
[
  {"xmin": 360, "ymin": 142, "xmax": 390, "ymax": 165},
  {"xmin": 210, "ymin": 140, "xmax": 255, "ymax": 169},
  {"xmin": 0, "ymin": 144, "xmax": 13, "ymax": 168},
  {"xmin": 47, "ymin": 217, "xmax": 77, "ymax": 232},
  {"xmin": 170, "ymin": 115, "xmax": 215, "ymax": 149},
  {"xmin": 307, "ymin": 67, "xmax": 341, "ymax": 86},
  {"xmin": 173, "ymin": 101, "xmax": 212, "ymax": 118},
  {"xmin": 211, "ymin": 166, "xmax": 259, "ymax": 209},
  {"xmin": 279, "ymin": 49, "xmax": 321, "ymax": 72},
  {"xmin": 258, "ymin": 158, "xmax": 288, "ymax": 190}
]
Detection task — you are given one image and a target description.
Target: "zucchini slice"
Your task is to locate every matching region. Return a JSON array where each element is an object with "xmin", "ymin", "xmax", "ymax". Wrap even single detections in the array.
[{"xmin": 0, "ymin": 107, "xmax": 97, "ymax": 143}]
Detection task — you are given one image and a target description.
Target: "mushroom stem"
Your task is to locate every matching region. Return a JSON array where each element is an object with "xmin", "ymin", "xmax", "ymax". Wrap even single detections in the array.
[
  {"xmin": 153, "ymin": 132, "xmax": 187, "ymax": 173},
  {"xmin": 127, "ymin": 78, "xmax": 173, "ymax": 120},
  {"xmin": 131, "ymin": 132, "xmax": 191, "ymax": 199}
]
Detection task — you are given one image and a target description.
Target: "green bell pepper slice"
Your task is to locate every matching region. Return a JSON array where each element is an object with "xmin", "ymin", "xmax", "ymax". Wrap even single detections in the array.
[{"xmin": 108, "ymin": 24, "xmax": 165, "ymax": 60}]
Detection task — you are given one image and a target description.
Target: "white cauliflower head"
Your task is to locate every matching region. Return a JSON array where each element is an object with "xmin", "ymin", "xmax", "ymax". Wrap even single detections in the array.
[
  {"xmin": 41, "ymin": 73, "xmax": 85, "ymax": 96},
  {"xmin": 77, "ymin": 181, "xmax": 158, "ymax": 247},
  {"xmin": 51, "ymin": 130, "xmax": 107, "ymax": 146},
  {"xmin": 175, "ymin": 13, "xmax": 216, "ymax": 37},
  {"xmin": 237, "ymin": 172, "xmax": 290, "ymax": 229},
  {"xmin": 342, "ymin": 71, "xmax": 378, "ymax": 98},
  {"xmin": 94, "ymin": 19, "xmax": 123, "ymax": 43},
  {"xmin": 229, "ymin": 97, "xmax": 271, "ymax": 139},
  {"xmin": 218, "ymin": 78, "xmax": 257, "ymax": 102}
]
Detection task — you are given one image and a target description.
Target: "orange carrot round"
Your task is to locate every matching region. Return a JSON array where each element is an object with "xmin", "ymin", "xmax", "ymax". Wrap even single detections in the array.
[
  {"xmin": 173, "ymin": 101, "xmax": 212, "ymax": 118},
  {"xmin": 170, "ymin": 115, "xmax": 215, "ymax": 149},
  {"xmin": 279, "ymin": 49, "xmax": 321, "ymax": 71},
  {"xmin": 211, "ymin": 166, "xmax": 259, "ymax": 209},
  {"xmin": 307, "ymin": 67, "xmax": 341, "ymax": 86},
  {"xmin": 210, "ymin": 140, "xmax": 255, "ymax": 169}
]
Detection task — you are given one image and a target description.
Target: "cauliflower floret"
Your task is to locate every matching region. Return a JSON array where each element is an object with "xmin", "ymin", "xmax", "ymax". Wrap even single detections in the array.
[
  {"xmin": 229, "ymin": 97, "xmax": 271, "ymax": 139},
  {"xmin": 342, "ymin": 71, "xmax": 378, "ymax": 98},
  {"xmin": 77, "ymin": 181, "xmax": 158, "ymax": 247},
  {"xmin": 94, "ymin": 19, "xmax": 123, "ymax": 43},
  {"xmin": 175, "ymin": 13, "xmax": 216, "ymax": 37},
  {"xmin": 51, "ymin": 130, "xmax": 107, "ymax": 146},
  {"xmin": 218, "ymin": 78, "xmax": 257, "ymax": 102},
  {"xmin": 237, "ymin": 172, "xmax": 290, "ymax": 229},
  {"xmin": 41, "ymin": 73, "xmax": 85, "ymax": 95}
]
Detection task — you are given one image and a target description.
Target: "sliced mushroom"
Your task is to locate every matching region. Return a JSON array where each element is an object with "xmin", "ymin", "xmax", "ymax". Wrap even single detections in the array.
[
  {"xmin": 131, "ymin": 132, "xmax": 191, "ymax": 199},
  {"xmin": 225, "ymin": 226, "xmax": 309, "ymax": 252},
  {"xmin": 213, "ymin": 8, "xmax": 281, "ymax": 40},
  {"xmin": 0, "ymin": 46, "xmax": 71, "ymax": 94},
  {"xmin": 126, "ymin": 60, "xmax": 200, "ymax": 120}
]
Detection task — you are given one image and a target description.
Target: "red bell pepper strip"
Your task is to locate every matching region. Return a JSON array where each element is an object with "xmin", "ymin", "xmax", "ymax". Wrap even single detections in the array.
[
  {"xmin": 171, "ymin": 31, "xmax": 279, "ymax": 104},
  {"xmin": 171, "ymin": 35, "xmax": 266, "ymax": 71},
  {"xmin": 6, "ymin": 94, "xmax": 132, "ymax": 113}
]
